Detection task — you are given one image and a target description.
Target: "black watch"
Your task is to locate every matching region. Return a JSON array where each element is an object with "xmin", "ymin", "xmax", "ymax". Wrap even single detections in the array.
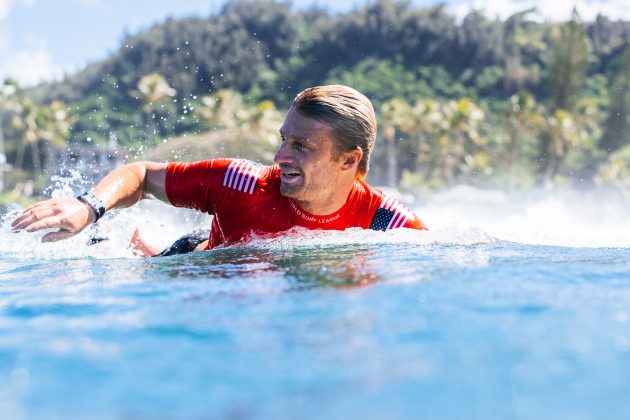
[{"xmin": 76, "ymin": 191, "xmax": 106, "ymax": 223}]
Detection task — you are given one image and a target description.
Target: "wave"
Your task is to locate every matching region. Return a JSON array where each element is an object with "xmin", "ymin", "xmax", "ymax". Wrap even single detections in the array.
[
  {"xmin": 0, "ymin": 203, "xmax": 492, "ymax": 262},
  {"xmin": 415, "ymin": 185, "xmax": 630, "ymax": 248}
]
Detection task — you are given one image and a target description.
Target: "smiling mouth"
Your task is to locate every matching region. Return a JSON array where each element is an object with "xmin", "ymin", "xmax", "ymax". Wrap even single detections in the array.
[{"xmin": 280, "ymin": 170, "xmax": 302, "ymax": 182}]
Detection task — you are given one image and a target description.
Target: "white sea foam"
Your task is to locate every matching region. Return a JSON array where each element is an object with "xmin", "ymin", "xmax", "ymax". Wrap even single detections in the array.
[
  {"xmin": 0, "ymin": 202, "xmax": 490, "ymax": 262},
  {"xmin": 238, "ymin": 225, "xmax": 492, "ymax": 250},
  {"xmin": 1, "ymin": 182, "xmax": 626, "ymax": 262},
  {"xmin": 416, "ymin": 185, "xmax": 630, "ymax": 248},
  {"xmin": 0, "ymin": 200, "xmax": 210, "ymax": 261}
]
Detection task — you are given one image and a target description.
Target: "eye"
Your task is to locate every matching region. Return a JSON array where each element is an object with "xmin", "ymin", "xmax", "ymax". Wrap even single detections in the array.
[{"xmin": 293, "ymin": 142, "xmax": 307, "ymax": 151}]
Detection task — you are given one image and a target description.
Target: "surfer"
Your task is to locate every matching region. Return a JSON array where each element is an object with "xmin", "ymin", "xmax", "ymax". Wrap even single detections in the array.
[{"xmin": 11, "ymin": 85, "xmax": 427, "ymax": 256}]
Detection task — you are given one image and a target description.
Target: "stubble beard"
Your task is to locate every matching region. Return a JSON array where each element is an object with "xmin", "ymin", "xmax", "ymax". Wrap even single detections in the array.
[
  {"xmin": 281, "ymin": 172, "xmax": 336, "ymax": 209},
  {"xmin": 280, "ymin": 177, "xmax": 307, "ymax": 201},
  {"xmin": 279, "ymin": 159, "xmax": 340, "ymax": 207}
]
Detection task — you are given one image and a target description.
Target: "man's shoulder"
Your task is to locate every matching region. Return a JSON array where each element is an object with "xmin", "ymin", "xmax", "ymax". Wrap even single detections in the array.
[
  {"xmin": 355, "ymin": 182, "xmax": 426, "ymax": 231},
  {"xmin": 168, "ymin": 159, "xmax": 277, "ymax": 189},
  {"xmin": 168, "ymin": 158, "xmax": 267, "ymax": 172},
  {"xmin": 220, "ymin": 159, "xmax": 277, "ymax": 194},
  {"xmin": 354, "ymin": 178, "xmax": 385, "ymax": 201}
]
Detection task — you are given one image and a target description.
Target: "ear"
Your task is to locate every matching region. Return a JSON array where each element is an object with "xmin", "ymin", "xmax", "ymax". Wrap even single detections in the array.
[{"xmin": 341, "ymin": 147, "xmax": 363, "ymax": 173}]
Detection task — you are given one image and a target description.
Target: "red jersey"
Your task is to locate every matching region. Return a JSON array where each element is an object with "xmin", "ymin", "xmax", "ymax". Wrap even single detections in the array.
[{"xmin": 165, "ymin": 159, "xmax": 427, "ymax": 249}]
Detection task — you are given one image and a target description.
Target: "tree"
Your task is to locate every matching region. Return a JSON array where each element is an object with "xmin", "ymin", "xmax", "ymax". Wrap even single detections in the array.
[
  {"xmin": 503, "ymin": 9, "xmax": 536, "ymax": 93},
  {"xmin": 136, "ymin": 73, "xmax": 176, "ymax": 143},
  {"xmin": 397, "ymin": 97, "xmax": 487, "ymax": 190},
  {"xmin": 547, "ymin": 8, "xmax": 591, "ymax": 111},
  {"xmin": 194, "ymin": 90, "xmax": 283, "ymax": 163},
  {"xmin": 537, "ymin": 109, "xmax": 581, "ymax": 183},
  {"xmin": 441, "ymin": 98, "xmax": 487, "ymax": 184},
  {"xmin": 410, "ymin": 98, "xmax": 442, "ymax": 175},
  {"xmin": 395, "ymin": 98, "xmax": 446, "ymax": 191},
  {"xmin": 237, "ymin": 100, "xmax": 283, "ymax": 163},
  {"xmin": 502, "ymin": 91, "xmax": 545, "ymax": 187},
  {"xmin": 599, "ymin": 43, "xmax": 630, "ymax": 153},
  {"xmin": 196, "ymin": 89, "xmax": 244, "ymax": 131},
  {"xmin": 596, "ymin": 144, "xmax": 630, "ymax": 197},
  {"xmin": 9, "ymin": 99, "xmax": 72, "ymax": 178},
  {"xmin": 379, "ymin": 98, "xmax": 414, "ymax": 187},
  {"xmin": 11, "ymin": 99, "xmax": 42, "ymax": 174},
  {"xmin": 0, "ymin": 79, "xmax": 22, "ymax": 189}
]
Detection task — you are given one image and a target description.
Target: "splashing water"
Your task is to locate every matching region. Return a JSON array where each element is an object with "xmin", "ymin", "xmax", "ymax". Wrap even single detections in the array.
[
  {"xmin": 416, "ymin": 185, "xmax": 630, "ymax": 248},
  {"xmin": 1, "ymin": 181, "xmax": 627, "ymax": 263}
]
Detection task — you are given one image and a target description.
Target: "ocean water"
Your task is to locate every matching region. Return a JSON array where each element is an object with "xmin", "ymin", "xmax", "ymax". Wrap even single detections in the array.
[{"xmin": 0, "ymin": 186, "xmax": 629, "ymax": 419}]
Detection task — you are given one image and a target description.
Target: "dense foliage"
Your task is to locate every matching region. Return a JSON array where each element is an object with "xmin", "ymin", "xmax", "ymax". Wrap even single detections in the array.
[{"xmin": 2, "ymin": 0, "xmax": 630, "ymax": 194}]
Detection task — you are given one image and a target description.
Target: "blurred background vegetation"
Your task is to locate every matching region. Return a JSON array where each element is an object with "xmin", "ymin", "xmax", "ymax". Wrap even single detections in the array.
[{"xmin": 1, "ymin": 0, "xmax": 629, "ymax": 205}]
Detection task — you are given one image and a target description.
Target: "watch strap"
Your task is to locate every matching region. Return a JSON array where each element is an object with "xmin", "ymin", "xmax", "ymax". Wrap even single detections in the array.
[{"xmin": 76, "ymin": 191, "xmax": 106, "ymax": 223}]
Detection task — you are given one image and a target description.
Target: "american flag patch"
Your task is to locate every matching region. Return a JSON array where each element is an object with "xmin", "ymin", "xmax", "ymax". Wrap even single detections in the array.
[
  {"xmin": 222, "ymin": 160, "xmax": 264, "ymax": 194},
  {"xmin": 369, "ymin": 195, "xmax": 414, "ymax": 231}
]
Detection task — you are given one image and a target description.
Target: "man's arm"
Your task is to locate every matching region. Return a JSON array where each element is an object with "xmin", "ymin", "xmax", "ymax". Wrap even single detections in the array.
[{"xmin": 11, "ymin": 161, "xmax": 168, "ymax": 242}]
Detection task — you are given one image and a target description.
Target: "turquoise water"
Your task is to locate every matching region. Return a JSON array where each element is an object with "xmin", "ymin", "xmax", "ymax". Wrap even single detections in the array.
[
  {"xmin": 1, "ymin": 226, "xmax": 629, "ymax": 419},
  {"xmin": 1, "ymin": 187, "xmax": 630, "ymax": 419}
]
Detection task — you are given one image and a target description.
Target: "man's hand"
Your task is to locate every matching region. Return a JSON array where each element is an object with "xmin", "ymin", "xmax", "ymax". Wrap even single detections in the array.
[
  {"xmin": 10, "ymin": 198, "xmax": 96, "ymax": 242},
  {"xmin": 9, "ymin": 161, "xmax": 168, "ymax": 244}
]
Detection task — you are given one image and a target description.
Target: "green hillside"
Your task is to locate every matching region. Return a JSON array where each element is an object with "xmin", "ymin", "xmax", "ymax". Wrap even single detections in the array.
[{"xmin": 2, "ymin": 0, "xmax": 630, "ymax": 195}]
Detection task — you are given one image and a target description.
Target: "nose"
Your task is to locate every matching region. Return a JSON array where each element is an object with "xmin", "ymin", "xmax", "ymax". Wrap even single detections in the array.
[{"xmin": 274, "ymin": 140, "xmax": 294, "ymax": 165}]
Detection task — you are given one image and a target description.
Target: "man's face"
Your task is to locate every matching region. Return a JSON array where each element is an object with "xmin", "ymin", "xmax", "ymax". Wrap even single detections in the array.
[{"xmin": 274, "ymin": 107, "xmax": 343, "ymax": 205}]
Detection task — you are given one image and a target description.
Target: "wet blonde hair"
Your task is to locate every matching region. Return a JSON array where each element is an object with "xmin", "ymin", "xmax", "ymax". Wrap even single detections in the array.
[{"xmin": 292, "ymin": 85, "xmax": 377, "ymax": 178}]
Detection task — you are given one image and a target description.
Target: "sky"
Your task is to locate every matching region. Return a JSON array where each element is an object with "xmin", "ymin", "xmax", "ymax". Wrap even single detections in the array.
[{"xmin": 0, "ymin": 0, "xmax": 629, "ymax": 87}]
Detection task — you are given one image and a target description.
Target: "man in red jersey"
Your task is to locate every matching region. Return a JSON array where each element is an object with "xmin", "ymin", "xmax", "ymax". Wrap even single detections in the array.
[{"xmin": 12, "ymin": 85, "xmax": 427, "ymax": 255}]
